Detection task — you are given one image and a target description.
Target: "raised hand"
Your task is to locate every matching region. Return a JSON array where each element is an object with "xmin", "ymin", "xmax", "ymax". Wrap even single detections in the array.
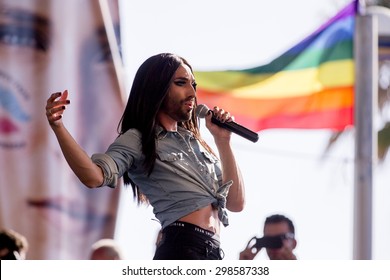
[{"xmin": 45, "ymin": 90, "xmax": 70, "ymax": 127}]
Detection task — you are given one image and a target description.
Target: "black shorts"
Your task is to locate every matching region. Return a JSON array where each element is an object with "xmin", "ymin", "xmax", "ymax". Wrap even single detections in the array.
[{"xmin": 153, "ymin": 221, "xmax": 224, "ymax": 260}]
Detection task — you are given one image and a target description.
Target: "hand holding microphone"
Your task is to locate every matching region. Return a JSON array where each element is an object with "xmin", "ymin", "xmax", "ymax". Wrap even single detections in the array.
[{"xmin": 195, "ymin": 104, "xmax": 259, "ymax": 143}]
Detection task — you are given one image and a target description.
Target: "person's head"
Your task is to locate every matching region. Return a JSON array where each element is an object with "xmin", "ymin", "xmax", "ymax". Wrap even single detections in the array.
[
  {"xmin": 119, "ymin": 53, "xmax": 210, "ymax": 202},
  {"xmin": 90, "ymin": 239, "xmax": 124, "ymax": 260},
  {"xmin": 0, "ymin": 228, "xmax": 29, "ymax": 260},
  {"xmin": 0, "ymin": 0, "xmax": 123, "ymax": 259},
  {"xmin": 119, "ymin": 53, "xmax": 198, "ymax": 138},
  {"xmin": 263, "ymin": 214, "xmax": 297, "ymax": 260}
]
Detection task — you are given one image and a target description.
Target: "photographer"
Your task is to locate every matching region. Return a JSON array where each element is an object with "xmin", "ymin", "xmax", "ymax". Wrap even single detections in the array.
[{"xmin": 239, "ymin": 214, "xmax": 297, "ymax": 260}]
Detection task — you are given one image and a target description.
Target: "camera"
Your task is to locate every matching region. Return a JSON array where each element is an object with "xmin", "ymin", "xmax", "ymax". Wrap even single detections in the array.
[
  {"xmin": 249, "ymin": 233, "xmax": 294, "ymax": 249},
  {"xmin": 254, "ymin": 235, "xmax": 283, "ymax": 249}
]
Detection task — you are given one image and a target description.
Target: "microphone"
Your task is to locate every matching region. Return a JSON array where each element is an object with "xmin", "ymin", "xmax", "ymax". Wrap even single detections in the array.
[{"xmin": 195, "ymin": 104, "xmax": 259, "ymax": 143}]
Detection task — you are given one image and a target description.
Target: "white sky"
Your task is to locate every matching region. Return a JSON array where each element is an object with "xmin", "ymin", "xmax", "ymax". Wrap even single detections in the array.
[{"xmin": 115, "ymin": 0, "xmax": 390, "ymax": 260}]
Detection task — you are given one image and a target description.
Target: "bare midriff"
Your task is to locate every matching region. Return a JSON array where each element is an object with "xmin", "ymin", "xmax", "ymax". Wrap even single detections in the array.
[{"xmin": 178, "ymin": 204, "xmax": 220, "ymax": 235}]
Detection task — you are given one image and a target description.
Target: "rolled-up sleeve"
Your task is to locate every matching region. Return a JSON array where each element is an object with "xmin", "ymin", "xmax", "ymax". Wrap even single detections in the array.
[
  {"xmin": 91, "ymin": 129, "xmax": 141, "ymax": 188},
  {"xmin": 91, "ymin": 153, "xmax": 119, "ymax": 188}
]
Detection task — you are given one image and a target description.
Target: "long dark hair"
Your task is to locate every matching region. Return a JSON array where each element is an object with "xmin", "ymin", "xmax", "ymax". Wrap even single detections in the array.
[{"xmin": 117, "ymin": 53, "xmax": 214, "ymax": 203}]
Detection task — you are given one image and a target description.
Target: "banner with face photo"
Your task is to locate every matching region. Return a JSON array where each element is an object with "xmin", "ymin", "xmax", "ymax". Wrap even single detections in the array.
[{"xmin": 0, "ymin": 0, "xmax": 125, "ymax": 259}]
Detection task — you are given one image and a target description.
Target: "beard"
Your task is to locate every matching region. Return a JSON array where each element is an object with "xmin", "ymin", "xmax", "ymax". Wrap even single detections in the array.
[{"xmin": 161, "ymin": 97, "xmax": 192, "ymax": 122}]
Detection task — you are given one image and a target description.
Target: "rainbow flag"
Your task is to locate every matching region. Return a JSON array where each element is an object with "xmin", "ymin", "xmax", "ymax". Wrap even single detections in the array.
[{"xmin": 195, "ymin": 1, "xmax": 357, "ymax": 131}]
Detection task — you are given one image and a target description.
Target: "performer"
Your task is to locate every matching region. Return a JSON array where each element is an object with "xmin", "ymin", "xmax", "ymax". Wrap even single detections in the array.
[{"xmin": 46, "ymin": 53, "xmax": 245, "ymax": 260}]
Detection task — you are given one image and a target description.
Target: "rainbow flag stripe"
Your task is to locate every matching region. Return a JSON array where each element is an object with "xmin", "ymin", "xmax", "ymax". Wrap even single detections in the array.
[{"xmin": 195, "ymin": 1, "xmax": 357, "ymax": 131}]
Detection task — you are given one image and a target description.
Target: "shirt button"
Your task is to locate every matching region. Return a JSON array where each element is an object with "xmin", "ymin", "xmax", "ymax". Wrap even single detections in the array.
[{"xmin": 188, "ymin": 149, "xmax": 191, "ymax": 152}]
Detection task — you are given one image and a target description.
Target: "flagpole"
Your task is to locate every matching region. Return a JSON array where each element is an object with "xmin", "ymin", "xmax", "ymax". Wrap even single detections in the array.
[
  {"xmin": 98, "ymin": 0, "xmax": 128, "ymax": 103},
  {"xmin": 353, "ymin": 1, "xmax": 378, "ymax": 260}
]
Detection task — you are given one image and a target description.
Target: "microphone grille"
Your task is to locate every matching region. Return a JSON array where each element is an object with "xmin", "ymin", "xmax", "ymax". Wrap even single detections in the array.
[{"xmin": 195, "ymin": 104, "xmax": 210, "ymax": 118}]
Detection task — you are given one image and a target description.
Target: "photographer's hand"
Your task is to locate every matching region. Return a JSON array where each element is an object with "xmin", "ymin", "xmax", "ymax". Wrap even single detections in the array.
[
  {"xmin": 239, "ymin": 237, "xmax": 261, "ymax": 260},
  {"xmin": 239, "ymin": 246, "xmax": 259, "ymax": 260}
]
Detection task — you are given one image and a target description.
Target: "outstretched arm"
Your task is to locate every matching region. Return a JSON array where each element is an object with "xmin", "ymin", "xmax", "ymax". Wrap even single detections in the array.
[
  {"xmin": 205, "ymin": 106, "xmax": 245, "ymax": 212},
  {"xmin": 46, "ymin": 90, "xmax": 104, "ymax": 188}
]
